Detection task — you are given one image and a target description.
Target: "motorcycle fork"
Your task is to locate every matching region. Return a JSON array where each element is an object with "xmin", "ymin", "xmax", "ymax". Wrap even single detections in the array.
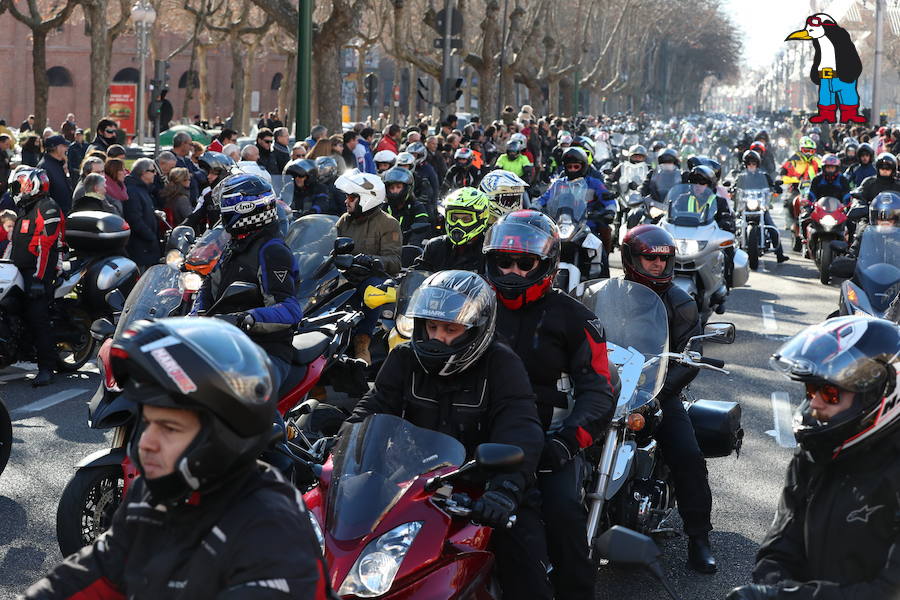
[{"xmin": 585, "ymin": 425, "xmax": 621, "ymax": 553}]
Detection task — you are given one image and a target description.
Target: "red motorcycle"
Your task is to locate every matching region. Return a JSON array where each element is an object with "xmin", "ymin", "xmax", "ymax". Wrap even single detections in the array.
[
  {"xmin": 305, "ymin": 414, "xmax": 523, "ymax": 599},
  {"xmin": 800, "ymin": 196, "xmax": 848, "ymax": 284}
]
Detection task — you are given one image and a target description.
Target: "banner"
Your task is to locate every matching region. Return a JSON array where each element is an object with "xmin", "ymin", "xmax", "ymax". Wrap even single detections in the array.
[{"xmin": 108, "ymin": 84, "xmax": 137, "ymax": 135}]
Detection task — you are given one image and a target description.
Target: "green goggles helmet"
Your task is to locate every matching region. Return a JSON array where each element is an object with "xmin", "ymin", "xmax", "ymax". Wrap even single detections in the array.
[{"xmin": 443, "ymin": 187, "xmax": 491, "ymax": 245}]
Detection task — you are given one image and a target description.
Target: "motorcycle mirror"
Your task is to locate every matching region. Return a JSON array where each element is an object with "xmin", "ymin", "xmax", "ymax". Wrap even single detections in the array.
[
  {"xmin": 829, "ymin": 256, "xmax": 856, "ymax": 279},
  {"xmin": 90, "ymin": 318, "xmax": 115, "ymax": 341},
  {"xmin": 334, "ymin": 254, "xmax": 355, "ymax": 270},
  {"xmin": 829, "ymin": 240, "xmax": 849, "ymax": 254},
  {"xmin": 166, "ymin": 225, "xmax": 196, "ymax": 255},
  {"xmin": 703, "ymin": 322, "xmax": 735, "ymax": 344},
  {"xmin": 333, "ymin": 237, "xmax": 355, "ymax": 255},
  {"xmin": 474, "ymin": 443, "xmax": 524, "ymax": 471},
  {"xmin": 105, "ymin": 289, "xmax": 126, "ymax": 312}
]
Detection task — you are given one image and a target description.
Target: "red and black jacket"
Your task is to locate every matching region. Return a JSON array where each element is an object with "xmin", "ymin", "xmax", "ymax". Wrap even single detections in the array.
[{"xmin": 10, "ymin": 196, "xmax": 63, "ymax": 283}]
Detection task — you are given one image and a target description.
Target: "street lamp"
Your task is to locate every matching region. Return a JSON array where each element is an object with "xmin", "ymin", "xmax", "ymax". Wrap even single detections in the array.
[{"xmin": 131, "ymin": 0, "xmax": 156, "ymax": 146}]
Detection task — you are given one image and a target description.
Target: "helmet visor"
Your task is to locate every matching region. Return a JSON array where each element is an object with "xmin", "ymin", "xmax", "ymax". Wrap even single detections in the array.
[
  {"xmin": 407, "ymin": 285, "xmax": 491, "ymax": 328},
  {"xmin": 484, "ymin": 221, "xmax": 557, "ymax": 258}
]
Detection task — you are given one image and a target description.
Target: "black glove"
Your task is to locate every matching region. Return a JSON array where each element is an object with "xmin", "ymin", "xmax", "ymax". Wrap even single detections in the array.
[
  {"xmin": 539, "ymin": 431, "xmax": 577, "ymax": 473},
  {"xmin": 28, "ymin": 282, "xmax": 46, "ymax": 300},
  {"xmin": 725, "ymin": 584, "xmax": 780, "ymax": 600},
  {"xmin": 628, "ymin": 181, "xmax": 638, "ymax": 190},
  {"xmin": 214, "ymin": 312, "xmax": 255, "ymax": 333},
  {"xmin": 471, "ymin": 489, "xmax": 518, "ymax": 528},
  {"xmin": 352, "ymin": 253, "xmax": 376, "ymax": 270}
]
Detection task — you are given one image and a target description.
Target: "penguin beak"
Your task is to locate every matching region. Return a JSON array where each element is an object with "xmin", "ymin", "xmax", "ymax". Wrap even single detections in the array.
[{"xmin": 785, "ymin": 29, "xmax": 813, "ymax": 41}]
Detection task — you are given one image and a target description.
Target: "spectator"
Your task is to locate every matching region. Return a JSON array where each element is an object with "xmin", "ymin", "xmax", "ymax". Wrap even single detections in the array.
[
  {"xmin": 892, "ymin": 129, "xmax": 900, "ymax": 156},
  {"xmin": 290, "ymin": 141, "xmax": 308, "ymax": 160},
  {"xmin": 88, "ymin": 118, "xmax": 118, "ymax": 154},
  {"xmin": 343, "ymin": 130, "xmax": 361, "ymax": 170},
  {"xmin": 306, "ymin": 124, "xmax": 327, "ymax": 147},
  {"xmin": 20, "ymin": 135, "xmax": 41, "ymax": 167},
  {"xmin": 272, "ymin": 127, "xmax": 291, "ymax": 173},
  {"xmin": 104, "ymin": 159, "xmax": 129, "ymax": 215},
  {"xmin": 156, "ymin": 151, "xmax": 177, "ymax": 179},
  {"xmin": 66, "ymin": 129, "xmax": 88, "ymax": 187},
  {"xmin": 171, "ymin": 131, "xmax": 199, "ymax": 202},
  {"xmin": 0, "ymin": 209, "xmax": 15, "ymax": 258},
  {"xmin": 405, "ymin": 130, "xmax": 421, "ymax": 146},
  {"xmin": 425, "ymin": 135, "xmax": 447, "ymax": 182},
  {"xmin": 19, "ymin": 114, "xmax": 35, "ymax": 132},
  {"xmin": 241, "ymin": 144, "xmax": 259, "ymax": 162},
  {"xmin": 160, "ymin": 167, "xmax": 193, "ymax": 224},
  {"xmin": 269, "ymin": 110, "xmax": 283, "ymax": 129},
  {"xmin": 124, "ymin": 158, "xmax": 162, "ymax": 269},
  {"xmin": 222, "ymin": 143, "xmax": 241, "ymax": 162},
  {"xmin": 72, "ymin": 156, "xmax": 105, "ymax": 204},
  {"xmin": 212, "ymin": 115, "xmax": 225, "ymax": 128},
  {"xmin": 207, "ymin": 128, "xmax": 237, "ymax": 153},
  {"xmin": 256, "ymin": 112, "xmax": 268, "ymax": 129},
  {"xmin": 190, "ymin": 141, "xmax": 205, "ymax": 166},
  {"xmin": 308, "ymin": 138, "xmax": 333, "ymax": 160},
  {"xmin": 0, "ymin": 134, "xmax": 11, "ymax": 197},
  {"xmin": 375, "ymin": 124, "xmax": 401, "ymax": 154},
  {"xmin": 148, "ymin": 89, "xmax": 174, "ymax": 134},
  {"xmin": 60, "ymin": 113, "xmax": 77, "ymax": 142},
  {"xmin": 328, "ymin": 134, "xmax": 347, "ymax": 167},
  {"xmin": 37, "ymin": 134, "xmax": 73, "ymax": 213},
  {"xmin": 72, "ymin": 173, "xmax": 119, "ymax": 214},
  {"xmin": 254, "ymin": 128, "xmax": 278, "ymax": 175},
  {"xmin": 106, "ymin": 144, "xmax": 126, "ymax": 161},
  {"xmin": 357, "ymin": 127, "xmax": 376, "ymax": 174}
]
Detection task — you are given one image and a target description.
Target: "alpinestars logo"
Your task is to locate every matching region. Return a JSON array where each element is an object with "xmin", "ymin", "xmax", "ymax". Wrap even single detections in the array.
[{"xmin": 846, "ymin": 504, "xmax": 884, "ymax": 524}]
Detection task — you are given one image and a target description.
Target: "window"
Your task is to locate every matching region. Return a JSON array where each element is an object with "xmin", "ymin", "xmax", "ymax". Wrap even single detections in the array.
[
  {"xmin": 271, "ymin": 72, "xmax": 283, "ymax": 90},
  {"xmin": 178, "ymin": 70, "xmax": 200, "ymax": 89},
  {"xmin": 113, "ymin": 68, "xmax": 140, "ymax": 83},
  {"xmin": 47, "ymin": 66, "xmax": 73, "ymax": 87}
]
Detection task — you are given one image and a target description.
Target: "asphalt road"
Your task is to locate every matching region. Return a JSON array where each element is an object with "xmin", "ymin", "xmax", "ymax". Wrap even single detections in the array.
[{"xmin": 0, "ymin": 218, "xmax": 840, "ymax": 600}]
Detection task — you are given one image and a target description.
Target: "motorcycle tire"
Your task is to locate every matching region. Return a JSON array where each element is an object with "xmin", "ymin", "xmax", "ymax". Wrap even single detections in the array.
[
  {"xmin": 56, "ymin": 465, "xmax": 124, "ymax": 557},
  {"xmin": 0, "ymin": 400, "xmax": 10, "ymax": 478},
  {"xmin": 792, "ymin": 232, "xmax": 802, "ymax": 253},
  {"xmin": 819, "ymin": 242, "xmax": 833, "ymax": 285},
  {"xmin": 747, "ymin": 227, "xmax": 759, "ymax": 271},
  {"xmin": 56, "ymin": 321, "xmax": 96, "ymax": 373}
]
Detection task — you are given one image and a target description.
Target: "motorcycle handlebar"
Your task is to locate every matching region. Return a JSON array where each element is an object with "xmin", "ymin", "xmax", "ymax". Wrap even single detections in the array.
[{"xmin": 698, "ymin": 356, "xmax": 726, "ymax": 369}]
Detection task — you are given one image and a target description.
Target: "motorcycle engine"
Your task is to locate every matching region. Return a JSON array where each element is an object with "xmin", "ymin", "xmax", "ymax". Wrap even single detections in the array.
[{"xmin": 0, "ymin": 315, "xmax": 23, "ymax": 368}]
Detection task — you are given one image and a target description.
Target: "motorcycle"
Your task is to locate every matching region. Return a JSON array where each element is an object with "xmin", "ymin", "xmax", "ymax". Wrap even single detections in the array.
[
  {"xmin": 732, "ymin": 172, "xmax": 780, "ymax": 271},
  {"xmin": 661, "ymin": 184, "xmax": 749, "ymax": 323},
  {"xmin": 801, "ymin": 196, "xmax": 848, "ymax": 284},
  {"xmin": 543, "ymin": 178, "xmax": 607, "ymax": 295},
  {"xmin": 829, "ymin": 221, "xmax": 900, "ymax": 319},
  {"xmin": 625, "ymin": 169, "xmax": 680, "ymax": 231},
  {"xmin": 782, "ymin": 179, "xmax": 812, "ymax": 252},
  {"xmin": 304, "ymin": 412, "xmax": 524, "ymax": 598},
  {"xmin": 363, "ymin": 269, "xmax": 430, "ymax": 357},
  {"xmin": 614, "ymin": 162, "xmax": 651, "ymax": 244}
]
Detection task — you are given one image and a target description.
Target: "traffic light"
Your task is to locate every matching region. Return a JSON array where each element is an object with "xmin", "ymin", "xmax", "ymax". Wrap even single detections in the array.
[
  {"xmin": 364, "ymin": 73, "xmax": 378, "ymax": 107},
  {"xmin": 442, "ymin": 77, "xmax": 463, "ymax": 104}
]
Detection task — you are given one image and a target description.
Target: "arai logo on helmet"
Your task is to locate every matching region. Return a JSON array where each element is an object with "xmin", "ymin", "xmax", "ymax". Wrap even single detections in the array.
[{"xmin": 235, "ymin": 200, "xmax": 257, "ymax": 214}]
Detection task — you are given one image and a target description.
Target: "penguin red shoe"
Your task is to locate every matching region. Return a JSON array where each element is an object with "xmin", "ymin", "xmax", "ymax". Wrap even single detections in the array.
[
  {"xmin": 809, "ymin": 104, "xmax": 837, "ymax": 124},
  {"xmin": 839, "ymin": 104, "xmax": 867, "ymax": 123}
]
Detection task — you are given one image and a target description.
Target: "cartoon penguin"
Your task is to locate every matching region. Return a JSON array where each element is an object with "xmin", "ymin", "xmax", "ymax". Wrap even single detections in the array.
[{"xmin": 786, "ymin": 13, "xmax": 865, "ymax": 124}]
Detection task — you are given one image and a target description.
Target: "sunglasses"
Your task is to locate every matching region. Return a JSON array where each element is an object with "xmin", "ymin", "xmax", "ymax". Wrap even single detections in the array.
[
  {"xmin": 640, "ymin": 254, "xmax": 668, "ymax": 262},
  {"xmin": 805, "ymin": 382, "xmax": 841, "ymax": 405},
  {"xmin": 104, "ymin": 129, "xmax": 116, "ymax": 134},
  {"xmin": 495, "ymin": 254, "xmax": 539, "ymax": 271},
  {"xmin": 261, "ymin": 139, "xmax": 273, "ymax": 144}
]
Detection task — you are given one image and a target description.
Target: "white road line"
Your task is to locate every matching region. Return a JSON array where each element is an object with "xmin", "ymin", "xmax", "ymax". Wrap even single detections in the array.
[
  {"xmin": 0, "ymin": 371, "xmax": 32, "ymax": 382},
  {"xmin": 761, "ymin": 304, "xmax": 778, "ymax": 332},
  {"xmin": 770, "ymin": 391, "xmax": 797, "ymax": 448},
  {"xmin": 12, "ymin": 388, "xmax": 91, "ymax": 414}
]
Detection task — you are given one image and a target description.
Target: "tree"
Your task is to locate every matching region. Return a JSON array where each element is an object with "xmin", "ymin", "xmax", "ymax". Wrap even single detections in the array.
[{"xmin": 80, "ymin": 0, "xmax": 131, "ymax": 132}]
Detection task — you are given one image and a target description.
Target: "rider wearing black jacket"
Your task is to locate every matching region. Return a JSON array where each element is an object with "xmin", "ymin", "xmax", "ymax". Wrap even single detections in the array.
[
  {"xmin": 484, "ymin": 211, "xmax": 615, "ymax": 600},
  {"xmin": 622, "ymin": 225, "xmax": 718, "ymax": 574},
  {"xmin": 413, "ymin": 187, "xmax": 490, "ymax": 273},
  {"xmin": 348, "ymin": 270, "xmax": 553, "ymax": 600},
  {"xmin": 182, "ymin": 151, "xmax": 234, "ymax": 233},
  {"xmin": 382, "ymin": 167, "xmax": 430, "ymax": 246}
]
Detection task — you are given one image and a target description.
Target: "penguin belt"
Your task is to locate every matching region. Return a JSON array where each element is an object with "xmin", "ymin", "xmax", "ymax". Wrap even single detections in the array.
[{"xmin": 819, "ymin": 68, "xmax": 836, "ymax": 79}]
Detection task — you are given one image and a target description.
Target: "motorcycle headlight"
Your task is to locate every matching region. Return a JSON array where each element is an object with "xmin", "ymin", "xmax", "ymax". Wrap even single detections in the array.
[
  {"xmin": 558, "ymin": 215, "xmax": 575, "ymax": 240},
  {"xmin": 338, "ymin": 521, "xmax": 423, "ymax": 597},
  {"xmin": 676, "ymin": 239, "xmax": 705, "ymax": 255},
  {"xmin": 745, "ymin": 198, "xmax": 760, "ymax": 211},
  {"xmin": 308, "ymin": 511, "xmax": 325, "ymax": 556},
  {"xmin": 178, "ymin": 271, "xmax": 203, "ymax": 293},
  {"xmin": 396, "ymin": 314, "xmax": 414, "ymax": 338},
  {"xmin": 820, "ymin": 215, "xmax": 838, "ymax": 230}
]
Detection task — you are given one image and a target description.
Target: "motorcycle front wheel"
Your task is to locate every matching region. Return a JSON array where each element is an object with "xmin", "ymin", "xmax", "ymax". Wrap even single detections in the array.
[
  {"xmin": 0, "ymin": 400, "xmax": 10, "ymax": 478},
  {"xmin": 819, "ymin": 241, "xmax": 833, "ymax": 285},
  {"xmin": 56, "ymin": 465, "xmax": 124, "ymax": 556},
  {"xmin": 56, "ymin": 316, "xmax": 96, "ymax": 372},
  {"xmin": 747, "ymin": 226, "xmax": 759, "ymax": 271}
]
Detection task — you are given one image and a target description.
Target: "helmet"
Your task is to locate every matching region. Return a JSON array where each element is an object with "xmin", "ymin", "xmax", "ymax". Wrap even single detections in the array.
[
  {"xmin": 657, "ymin": 148, "xmax": 680, "ymax": 166},
  {"xmin": 742, "ymin": 150, "xmax": 761, "ymax": 166},
  {"xmin": 506, "ymin": 140, "xmax": 525, "ymax": 155},
  {"xmin": 443, "ymin": 187, "xmax": 490, "ymax": 245},
  {"xmin": 233, "ymin": 161, "xmax": 272, "ymax": 183},
  {"xmin": 483, "ymin": 210, "xmax": 560, "ymax": 309},
  {"xmin": 650, "ymin": 140, "xmax": 666, "ymax": 152},
  {"xmin": 799, "ymin": 136, "xmax": 817, "ymax": 157},
  {"xmin": 283, "ymin": 158, "xmax": 318, "ymax": 183},
  {"xmin": 479, "ymin": 169, "xmax": 529, "ymax": 221},
  {"xmin": 749, "ymin": 141, "xmax": 766, "ymax": 155},
  {"xmin": 771, "ymin": 316, "xmax": 900, "ymax": 463},
  {"xmin": 111, "ymin": 317, "xmax": 276, "ymax": 505},
  {"xmin": 621, "ymin": 224, "xmax": 676, "ymax": 293},
  {"xmin": 875, "ymin": 152, "xmax": 897, "ymax": 175},
  {"xmin": 8, "ymin": 166, "xmax": 49, "ymax": 206},
  {"xmin": 335, "ymin": 170, "xmax": 385, "ymax": 215},
  {"xmin": 628, "ymin": 144, "xmax": 648, "ymax": 160},
  {"xmin": 561, "ymin": 147, "xmax": 589, "ymax": 180},
  {"xmin": 198, "ymin": 151, "xmax": 234, "ymax": 178},
  {"xmin": 857, "ymin": 143, "xmax": 875, "ymax": 162},
  {"xmin": 373, "ymin": 150, "xmax": 397, "ymax": 171},
  {"xmin": 314, "ymin": 156, "xmax": 340, "ymax": 185},
  {"xmin": 509, "ymin": 133, "xmax": 527, "ymax": 146},
  {"xmin": 211, "ymin": 173, "xmax": 278, "ymax": 235},
  {"xmin": 843, "ymin": 137, "xmax": 859, "ymax": 152},
  {"xmin": 396, "ymin": 151, "xmax": 416, "ymax": 169},
  {"xmin": 687, "ymin": 165, "xmax": 717, "ymax": 188},
  {"xmin": 822, "ymin": 153, "xmax": 841, "ymax": 171},
  {"xmin": 556, "ymin": 130, "xmax": 572, "ymax": 142},
  {"xmin": 406, "ymin": 141, "xmax": 427, "ymax": 165},
  {"xmin": 454, "ymin": 147, "xmax": 474, "ymax": 167},
  {"xmin": 869, "ymin": 191, "xmax": 900, "ymax": 227},
  {"xmin": 382, "ymin": 166, "xmax": 415, "ymax": 209},
  {"xmin": 573, "ymin": 136, "xmax": 595, "ymax": 163},
  {"xmin": 407, "ymin": 270, "xmax": 496, "ymax": 376},
  {"xmin": 558, "ymin": 134, "xmax": 573, "ymax": 147}
]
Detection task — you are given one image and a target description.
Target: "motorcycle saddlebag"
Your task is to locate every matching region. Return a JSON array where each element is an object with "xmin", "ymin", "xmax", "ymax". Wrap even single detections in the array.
[
  {"xmin": 688, "ymin": 399, "xmax": 743, "ymax": 458},
  {"xmin": 731, "ymin": 248, "xmax": 750, "ymax": 288}
]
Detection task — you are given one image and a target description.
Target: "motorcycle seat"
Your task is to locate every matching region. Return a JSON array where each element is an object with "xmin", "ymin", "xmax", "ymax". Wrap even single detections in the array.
[{"xmin": 292, "ymin": 331, "xmax": 331, "ymax": 365}]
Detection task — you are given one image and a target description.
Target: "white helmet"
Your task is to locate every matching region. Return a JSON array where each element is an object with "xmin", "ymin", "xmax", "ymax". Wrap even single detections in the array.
[
  {"xmin": 335, "ymin": 170, "xmax": 385, "ymax": 214},
  {"xmin": 396, "ymin": 152, "xmax": 416, "ymax": 169},
  {"xmin": 232, "ymin": 161, "xmax": 272, "ymax": 184},
  {"xmin": 479, "ymin": 169, "xmax": 529, "ymax": 220},
  {"xmin": 373, "ymin": 150, "xmax": 397, "ymax": 168},
  {"xmin": 509, "ymin": 133, "xmax": 527, "ymax": 145}
]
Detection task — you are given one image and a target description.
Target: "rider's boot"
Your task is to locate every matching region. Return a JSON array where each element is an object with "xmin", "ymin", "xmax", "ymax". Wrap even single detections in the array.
[
  {"xmin": 353, "ymin": 334, "xmax": 372, "ymax": 366},
  {"xmin": 687, "ymin": 534, "xmax": 717, "ymax": 573}
]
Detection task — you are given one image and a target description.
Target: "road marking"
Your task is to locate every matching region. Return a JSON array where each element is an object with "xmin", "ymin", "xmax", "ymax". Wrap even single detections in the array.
[
  {"xmin": 760, "ymin": 259, "xmax": 768, "ymax": 273},
  {"xmin": 12, "ymin": 388, "xmax": 91, "ymax": 414},
  {"xmin": 761, "ymin": 304, "xmax": 778, "ymax": 332},
  {"xmin": 768, "ymin": 391, "xmax": 797, "ymax": 448}
]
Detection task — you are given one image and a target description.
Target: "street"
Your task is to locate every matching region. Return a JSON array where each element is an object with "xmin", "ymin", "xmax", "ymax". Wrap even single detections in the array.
[{"xmin": 0, "ymin": 227, "xmax": 840, "ymax": 600}]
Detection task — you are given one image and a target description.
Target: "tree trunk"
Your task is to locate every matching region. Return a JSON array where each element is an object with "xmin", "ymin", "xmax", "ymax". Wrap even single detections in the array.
[
  {"xmin": 547, "ymin": 78, "xmax": 560, "ymax": 115},
  {"xmin": 407, "ymin": 65, "xmax": 417, "ymax": 122},
  {"xmin": 355, "ymin": 47, "xmax": 366, "ymax": 122},
  {"xmin": 230, "ymin": 35, "xmax": 247, "ymax": 133},
  {"xmin": 198, "ymin": 45, "xmax": 211, "ymax": 122},
  {"xmin": 181, "ymin": 36, "xmax": 199, "ymax": 120},
  {"xmin": 242, "ymin": 42, "xmax": 257, "ymax": 127},
  {"xmin": 85, "ymin": 1, "xmax": 112, "ymax": 136},
  {"xmin": 32, "ymin": 30, "xmax": 50, "ymax": 131},
  {"xmin": 278, "ymin": 50, "xmax": 296, "ymax": 124},
  {"xmin": 312, "ymin": 36, "xmax": 342, "ymax": 132}
]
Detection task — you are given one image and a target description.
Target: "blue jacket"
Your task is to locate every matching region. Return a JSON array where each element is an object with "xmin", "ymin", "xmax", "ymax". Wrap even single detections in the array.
[
  {"xmin": 845, "ymin": 162, "xmax": 876, "ymax": 187},
  {"xmin": 359, "ymin": 139, "xmax": 376, "ymax": 174},
  {"xmin": 37, "ymin": 154, "xmax": 72, "ymax": 214},
  {"xmin": 123, "ymin": 174, "xmax": 161, "ymax": 267}
]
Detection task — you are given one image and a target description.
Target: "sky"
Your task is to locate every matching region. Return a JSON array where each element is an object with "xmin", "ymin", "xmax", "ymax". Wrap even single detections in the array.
[{"xmin": 721, "ymin": 0, "xmax": 817, "ymax": 66}]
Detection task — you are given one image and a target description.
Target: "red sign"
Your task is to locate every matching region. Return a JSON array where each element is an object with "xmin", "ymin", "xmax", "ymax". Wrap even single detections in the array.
[{"xmin": 108, "ymin": 84, "xmax": 137, "ymax": 135}]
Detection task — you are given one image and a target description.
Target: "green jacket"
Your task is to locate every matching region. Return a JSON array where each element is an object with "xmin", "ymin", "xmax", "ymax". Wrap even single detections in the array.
[{"xmin": 336, "ymin": 208, "xmax": 402, "ymax": 275}]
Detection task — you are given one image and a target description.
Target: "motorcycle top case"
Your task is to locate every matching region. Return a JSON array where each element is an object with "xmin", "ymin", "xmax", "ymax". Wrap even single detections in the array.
[
  {"xmin": 66, "ymin": 211, "xmax": 131, "ymax": 255},
  {"xmin": 688, "ymin": 399, "xmax": 743, "ymax": 457}
]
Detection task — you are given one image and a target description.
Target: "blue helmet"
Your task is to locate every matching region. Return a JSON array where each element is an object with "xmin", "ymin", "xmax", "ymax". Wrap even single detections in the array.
[{"xmin": 211, "ymin": 173, "xmax": 277, "ymax": 235}]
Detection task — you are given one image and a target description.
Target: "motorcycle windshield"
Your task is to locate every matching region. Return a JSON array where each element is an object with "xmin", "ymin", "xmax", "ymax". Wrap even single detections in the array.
[
  {"xmin": 184, "ymin": 225, "xmax": 230, "ymax": 275},
  {"xmin": 650, "ymin": 170, "xmax": 680, "ymax": 199},
  {"xmin": 610, "ymin": 133, "xmax": 624, "ymax": 147},
  {"xmin": 618, "ymin": 163, "xmax": 647, "ymax": 194},
  {"xmin": 545, "ymin": 178, "xmax": 591, "ymax": 223},
  {"xmin": 735, "ymin": 172, "xmax": 769, "ymax": 191},
  {"xmin": 270, "ymin": 175, "xmax": 295, "ymax": 209},
  {"xmin": 398, "ymin": 270, "xmax": 431, "ymax": 315},
  {"xmin": 327, "ymin": 414, "xmax": 466, "ymax": 540},
  {"xmin": 581, "ymin": 279, "xmax": 668, "ymax": 401},
  {"xmin": 666, "ymin": 183, "xmax": 717, "ymax": 226},
  {"xmin": 114, "ymin": 264, "xmax": 183, "ymax": 338},
  {"xmin": 815, "ymin": 196, "xmax": 842, "ymax": 212},
  {"xmin": 857, "ymin": 227, "xmax": 900, "ymax": 313},
  {"xmin": 284, "ymin": 214, "xmax": 338, "ymax": 304}
]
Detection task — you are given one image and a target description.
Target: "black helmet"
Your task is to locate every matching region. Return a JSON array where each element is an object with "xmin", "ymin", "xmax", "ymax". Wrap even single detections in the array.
[
  {"xmin": 687, "ymin": 155, "xmax": 722, "ymax": 180},
  {"xmin": 561, "ymin": 147, "xmax": 589, "ymax": 180},
  {"xmin": 111, "ymin": 318, "xmax": 276, "ymax": 504},
  {"xmin": 687, "ymin": 165, "xmax": 717, "ymax": 188},
  {"xmin": 869, "ymin": 191, "xmax": 900, "ymax": 227},
  {"xmin": 483, "ymin": 209, "xmax": 560, "ymax": 309},
  {"xmin": 621, "ymin": 224, "xmax": 676, "ymax": 293},
  {"xmin": 742, "ymin": 150, "xmax": 761, "ymax": 166},
  {"xmin": 407, "ymin": 270, "xmax": 497, "ymax": 376},
  {"xmin": 211, "ymin": 173, "xmax": 278, "ymax": 235},
  {"xmin": 198, "ymin": 151, "xmax": 234, "ymax": 178},
  {"xmin": 382, "ymin": 166, "xmax": 414, "ymax": 209},
  {"xmin": 315, "ymin": 156, "xmax": 340, "ymax": 185},
  {"xmin": 771, "ymin": 316, "xmax": 900, "ymax": 463},
  {"xmin": 857, "ymin": 143, "xmax": 875, "ymax": 161},
  {"xmin": 657, "ymin": 148, "xmax": 680, "ymax": 166},
  {"xmin": 284, "ymin": 158, "xmax": 318, "ymax": 184},
  {"xmin": 875, "ymin": 152, "xmax": 897, "ymax": 175}
]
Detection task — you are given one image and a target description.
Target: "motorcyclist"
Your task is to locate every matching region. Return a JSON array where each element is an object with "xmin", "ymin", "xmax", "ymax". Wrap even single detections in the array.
[
  {"xmin": 683, "ymin": 165, "xmax": 737, "ymax": 286},
  {"xmin": 413, "ymin": 187, "xmax": 489, "ymax": 274},
  {"xmin": 373, "ymin": 149, "xmax": 397, "ymax": 174},
  {"xmin": 8, "ymin": 166, "xmax": 61, "ymax": 387},
  {"xmin": 544, "ymin": 133, "xmax": 572, "ymax": 179},
  {"xmin": 405, "ymin": 141, "xmax": 440, "ymax": 214},
  {"xmin": 483, "ymin": 210, "xmax": 615, "ymax": 599},
  {"xmin": 22, "ymin": 318, "xmax": 334, "ymax": 599},
  {"xmin": 809, "ymin": 154, "xmax": 851, "ymax": 203},
  {"xmin": 640, "ymin": 148, "xmax": 681, "ymax": 202},
  {"xmin": 442, "ymin": 147, "xmax": 481, "ymax": 192},
  {"xmin": 779, "ymin": 137, "xmax": 822, "ymax": 193},
  {"xmin": 347, "ymin": 270, "xmax": 553, "ymax": 600},
  {"xmin": 838, "ymin": 138, "xmax": 858, "ymax": 170},
  {"xmin": 733, "ymin": 151, "xmax": 789, "ymax": 263},
  {"xmin": 382, "ymin": 166, "xmax": 430, "ymax": 246},
  {"xmin": 191, "ymin": 173, "xmax": 303, "ymax": 391},
  {"xmin": 621, "ymin": 224, "xmax": 718, "ymax": 573},
  {"xmin": 182, "ymin": 151, "xmax": 235, "ymax": 232},
  {"xmin": 334, "ymin": 171, "xmax": 401, "ymax": 365},
  {"xmin": 494, "ymin": 139, "xmax": 534, "ymax": 183},
  {"xmin": 851, "ymin": 152, "xmax": 900, "ymax": 207},
  {"xmin": 751, "ymin": 140, "xmax": 776, "ymax": 175},
  {"xmin": 314, "ymin": 156, "xmax": 345, "ymax": 218},
  {"xmin": 395, "ymin": 151, "xmax": 434, "ymax": 217},
  {"xmin": 727, "ymin": 316, "xmax": 900, "ymax": 600},
  {"xmin": 480, "ymin": 169, "xmax": 529, "ymax": 223},
  {"xmin": 844, "ymin": 143, "xmax": 875, "ymax": 186},
  {"xmin": 606, "ymin": 144, "xmax": 649, "ymax": 186},
  {"xmin": 284, "ymin": 158, "xmax": 333, "ymax": 216}
]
